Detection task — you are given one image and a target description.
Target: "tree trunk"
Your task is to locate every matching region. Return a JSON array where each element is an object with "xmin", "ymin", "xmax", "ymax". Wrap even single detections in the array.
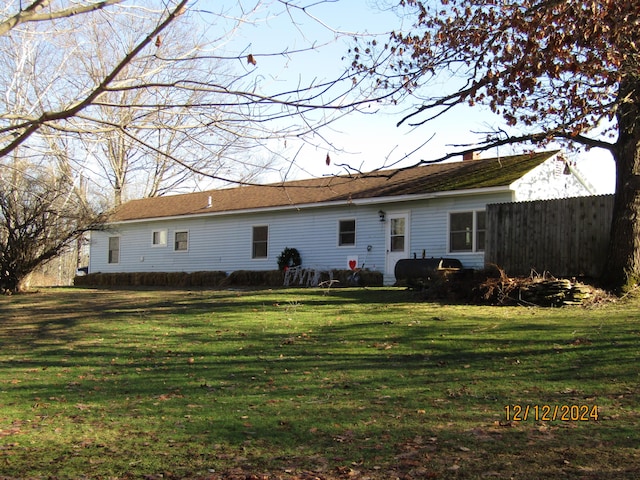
[{"xmin": 604, "ymin": 75, "xmax": 640, "ymax": 292}]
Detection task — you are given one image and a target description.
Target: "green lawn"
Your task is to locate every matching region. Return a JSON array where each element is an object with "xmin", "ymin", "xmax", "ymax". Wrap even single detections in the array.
[{"xmin": 0, "ymin": 287, "xmax": 638, "ymax": 479}]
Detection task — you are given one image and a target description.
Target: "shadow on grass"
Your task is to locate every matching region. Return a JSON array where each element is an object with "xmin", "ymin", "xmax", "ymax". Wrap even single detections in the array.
[{"xmin": 1, "ymin": 288, "xmax": 639, "ymax": 478}]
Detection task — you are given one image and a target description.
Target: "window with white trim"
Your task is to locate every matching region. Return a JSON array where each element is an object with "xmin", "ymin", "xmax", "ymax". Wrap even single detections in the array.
[
  {"xmin": 108, "ymin": 236, "xmax": 120, "ymax": 264},
  {"xmin": 476, "ymin": 211, "xmax": 486, "ymax": 251},
  {"xmin": 152, "ymin": 229, "xmax": 167, "ymax": 247},
  {"xmin": 174, "ymin": 231, "xmax": 189, "ymax": 251},
  {"xmin": 338, "ymin": 219, "xmax": 356, "ymax": 246},
  {"xmin": 449, "ymin": 211, "xmax": 486, "ymax": 252},
  {"xmin": 252, "ymin": 225, "xmax": 268, "ymax": 259}
]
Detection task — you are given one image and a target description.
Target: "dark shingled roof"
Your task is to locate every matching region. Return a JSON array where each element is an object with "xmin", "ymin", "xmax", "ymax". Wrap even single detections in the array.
[{"xmin": 110, "ymin": 151, "xmax": 557, "ymax": 222}]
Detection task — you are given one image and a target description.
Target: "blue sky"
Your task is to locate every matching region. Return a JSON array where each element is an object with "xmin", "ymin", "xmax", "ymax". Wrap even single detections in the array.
[{"xmin": 207, "ymin": 0, "xmax": 615, "ymax": 193}]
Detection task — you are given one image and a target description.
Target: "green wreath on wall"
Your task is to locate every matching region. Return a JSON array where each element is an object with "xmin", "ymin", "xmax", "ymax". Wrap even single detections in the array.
[{"xmin": 277, "ymin": 247, "xmax": 302, "ymax": 271}]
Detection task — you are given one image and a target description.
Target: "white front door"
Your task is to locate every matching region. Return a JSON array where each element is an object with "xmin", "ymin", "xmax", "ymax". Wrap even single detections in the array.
[{"xmin": 385, "ymin": 212, "xmax": 410, "ymax": 283}]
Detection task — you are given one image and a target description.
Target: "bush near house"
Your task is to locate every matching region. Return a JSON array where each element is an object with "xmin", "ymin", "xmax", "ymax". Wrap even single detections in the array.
[
  {"xmin": 73, "ymin": 271, "xmax": 229, "ymax": 288},
  {"xmin": 73, "ymin": 269, "xmax": 384, "ymax": 288}
]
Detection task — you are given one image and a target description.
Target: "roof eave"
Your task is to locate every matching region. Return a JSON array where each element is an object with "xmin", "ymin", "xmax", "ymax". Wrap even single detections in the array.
[{"xmin": 104, "ymin": 185, "xmax": 513, "ymax": 226}]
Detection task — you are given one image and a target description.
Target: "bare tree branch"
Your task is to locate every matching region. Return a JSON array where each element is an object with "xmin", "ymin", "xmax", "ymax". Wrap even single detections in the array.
[
  {"xmin": 0, "ymin": 0, "xmax": 125, "ymax": 36},
  {"xmin": 0, "ymin": 0, "xmax": 189, "ymax": 159}
]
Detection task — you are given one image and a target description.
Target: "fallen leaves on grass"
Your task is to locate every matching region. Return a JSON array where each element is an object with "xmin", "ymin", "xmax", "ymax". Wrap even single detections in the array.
[{"xmin": 0, "ymin": 425, "xmax": 22, "ymax": 437}]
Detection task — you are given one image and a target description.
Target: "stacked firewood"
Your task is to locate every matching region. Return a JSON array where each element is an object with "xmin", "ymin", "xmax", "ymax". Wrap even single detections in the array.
[
  {"xmin": 518, "ymin": 278, "xmax": 593, "ymax": 306},
  {"xmin": 475, "ymin": 266, "xmax": 601, "ymax": 306}
]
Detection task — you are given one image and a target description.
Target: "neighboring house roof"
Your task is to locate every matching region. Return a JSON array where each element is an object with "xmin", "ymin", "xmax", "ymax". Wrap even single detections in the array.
[{"xmin": 110, "ymin": 151, "xmax": 559, "ymax": 223}]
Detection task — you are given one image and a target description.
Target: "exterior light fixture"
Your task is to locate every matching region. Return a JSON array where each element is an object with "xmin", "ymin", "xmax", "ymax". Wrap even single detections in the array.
[{"xmin": 378, "ymin": 210, "xmax": 386, "ymax": 222}]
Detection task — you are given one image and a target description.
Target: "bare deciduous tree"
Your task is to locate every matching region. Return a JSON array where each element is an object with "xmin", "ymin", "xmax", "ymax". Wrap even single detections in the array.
[
  {"xmin": 61, "ymin": 4, "xmax": 284, "ymax": 205},
  {"xmin": 0, "ymin": 157, "xmax": 102, "ymax": 292},
  {"xmin": 1, "ymin": 1, "xmax": 380, "ymax": 201},
  {"xmin": 0, "ymin": 1, "xmax": 390, "ymax": 290}
]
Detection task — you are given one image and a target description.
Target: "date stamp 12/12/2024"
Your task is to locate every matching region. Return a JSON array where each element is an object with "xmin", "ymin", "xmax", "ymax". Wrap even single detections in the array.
[{"xmin": 504, "ymin": 404, "xmax": 599, "ymax": 422}]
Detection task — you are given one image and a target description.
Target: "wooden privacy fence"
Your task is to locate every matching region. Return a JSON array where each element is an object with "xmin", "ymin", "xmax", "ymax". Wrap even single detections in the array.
[{"xmin": 485, "ymin": 195, "xmax": 614, "ymax": 278}]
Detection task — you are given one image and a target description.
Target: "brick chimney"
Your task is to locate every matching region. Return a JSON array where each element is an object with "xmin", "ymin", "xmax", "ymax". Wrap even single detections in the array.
[{"xmin": 463, "ymin": 151, "xmax": 480, "ymax": 161}]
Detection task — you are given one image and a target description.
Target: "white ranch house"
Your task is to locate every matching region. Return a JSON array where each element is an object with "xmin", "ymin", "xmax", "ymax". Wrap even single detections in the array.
[{"xmin": 89, "ymin": 151, "xmax": 593, "ymax": 285}]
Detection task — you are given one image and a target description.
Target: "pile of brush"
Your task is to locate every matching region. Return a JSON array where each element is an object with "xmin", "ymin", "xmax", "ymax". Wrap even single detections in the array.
[{"xmin": 478, "ymin": 268, "xmax": 598, "ymax": 306}]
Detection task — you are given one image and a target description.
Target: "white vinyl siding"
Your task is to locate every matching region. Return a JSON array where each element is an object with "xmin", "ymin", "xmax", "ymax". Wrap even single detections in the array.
[
  {"xmin": 408, "ymin": 193, "xmax": 512, "ymax": 270},
  {"xmin": 89, "ymin": 191, "xmax": 514, "ymax": 276}
]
